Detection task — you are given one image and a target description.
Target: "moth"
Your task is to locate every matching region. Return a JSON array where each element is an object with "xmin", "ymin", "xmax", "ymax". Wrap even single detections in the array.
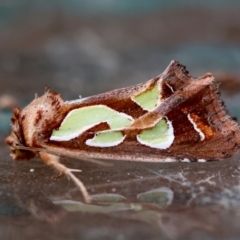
[{"xmin": 6, "ymin": 61, "xmax": 240, "ymax": 203}]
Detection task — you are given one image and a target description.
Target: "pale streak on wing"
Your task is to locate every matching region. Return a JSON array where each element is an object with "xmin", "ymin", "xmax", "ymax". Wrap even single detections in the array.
[{"xmin": 187, "ymin": 113, "xmax": 205, "ymax": 141}]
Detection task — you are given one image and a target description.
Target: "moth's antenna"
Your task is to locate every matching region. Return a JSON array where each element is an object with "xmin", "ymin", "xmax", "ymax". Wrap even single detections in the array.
[
  {"xmin": 15, "ymin": 144, "xmax": 112, "ymax": 167},
  {"xmin": 62, "ymin": 155, "xmax": 113, "ymax": 167}
]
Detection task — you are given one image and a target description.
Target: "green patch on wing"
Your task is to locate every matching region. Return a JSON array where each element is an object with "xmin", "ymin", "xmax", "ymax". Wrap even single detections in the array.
[
  {"xmin": 132, "ymin": 83, "xmax": 159, "ymax": 111},
  {"xmin": 137, "ymin": 118, "xmax": 174, "ymax": 149},
  {"xmin": 86, "ymin": 131, "xmax": 124, "ymax": 147},
  {"xmin": 50, "ymin": 105, "xmax": 133, "ymax": 141}
]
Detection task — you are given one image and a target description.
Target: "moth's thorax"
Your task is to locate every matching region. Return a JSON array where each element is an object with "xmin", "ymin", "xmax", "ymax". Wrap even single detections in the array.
[
  {"xmin": 23, "ymin": 90, "xmax": 68, "ymax": 145},
  {"xmin": 6, "ymin": 90, "xmax": 67, "ymax": 160}
]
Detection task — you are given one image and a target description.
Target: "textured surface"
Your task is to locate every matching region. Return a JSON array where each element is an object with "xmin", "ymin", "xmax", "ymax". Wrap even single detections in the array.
[{"xmin": 1, "ymin": 146, "xmax": 240, "ymax": 240}]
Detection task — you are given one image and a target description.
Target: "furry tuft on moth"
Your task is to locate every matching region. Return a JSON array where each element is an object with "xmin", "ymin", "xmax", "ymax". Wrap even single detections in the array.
[{"xmin": 5, "ymin": 60, "xmax": 240, "ymax": 203}]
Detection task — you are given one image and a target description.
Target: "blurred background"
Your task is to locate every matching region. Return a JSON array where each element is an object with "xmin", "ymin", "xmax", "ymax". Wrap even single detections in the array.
[{"xmin": 1, "ymin": 0, "xmax": 240, "ymax": 131}]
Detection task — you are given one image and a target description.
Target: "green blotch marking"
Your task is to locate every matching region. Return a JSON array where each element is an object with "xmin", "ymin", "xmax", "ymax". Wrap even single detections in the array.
[
  {"xmin": 132, "ymin": 83, "xmax": 159, "ymax": 111},
  {"xmin": 51, "ymin": 105, "xmax": 133, "ymax": 141},
  {"xmin": 86, "ymin": 131, "xmax": 124, "ymax": 147},
  {"xmin": 137, "ymin": 118, "xmax": 174, "ymax": 149}
]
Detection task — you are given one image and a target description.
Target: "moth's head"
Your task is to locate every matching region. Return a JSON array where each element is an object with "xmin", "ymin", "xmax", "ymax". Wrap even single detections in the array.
[
  {"xmin": 5, "ymin": 89, "xmax": 66, "ymax": 160},
  {"xmin": 5, "ymin": 107, "xmax": 36, "ymax": 160}
]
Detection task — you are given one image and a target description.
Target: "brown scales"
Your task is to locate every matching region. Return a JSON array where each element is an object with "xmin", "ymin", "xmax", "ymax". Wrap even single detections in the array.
[
  {"xmin": 5, "ymin": 60, "xmax": 240, "ymax": 203},
  {"xmin": 189, "ymin": 113, "xmax": 214, "ymax": 140}
]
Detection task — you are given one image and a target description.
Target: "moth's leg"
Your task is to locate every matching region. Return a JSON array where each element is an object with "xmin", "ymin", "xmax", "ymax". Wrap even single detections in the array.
[{"xmin": 39, "ymin": 151, "xmax": 91, "ymax": 204}]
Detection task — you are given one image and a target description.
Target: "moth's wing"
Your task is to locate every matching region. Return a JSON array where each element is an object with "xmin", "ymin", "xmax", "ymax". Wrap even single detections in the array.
[
  {"xmin": 129, "ymin": 73, "xmax": 214, "ymax": 129},
  {"xmin": 129, "ymin": 73, "xmax": 240, "ymax": 160},
  {"xmin": 47, "ymin": 61, "xmax": 195, "ymax": 154},
  {"xmin": 66, "ymin": 61, "xmax": 193, "ymax": 119},
  {"xmin": 46, "ymin": 61, "xmax": 240, "ymax": 162},
  {"xmin": 67, "ymin": 78, "xmax": 153, "ymax": 119},
  {"xmin": 165, "ymin": 78, "xmax": 240, "ymax": 160}
]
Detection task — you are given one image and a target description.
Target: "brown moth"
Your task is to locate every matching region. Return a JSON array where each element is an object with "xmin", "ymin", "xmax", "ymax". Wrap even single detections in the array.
[{"xmin": 6, "ymin": 61, "xmax": 240, "ymax": 203}]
